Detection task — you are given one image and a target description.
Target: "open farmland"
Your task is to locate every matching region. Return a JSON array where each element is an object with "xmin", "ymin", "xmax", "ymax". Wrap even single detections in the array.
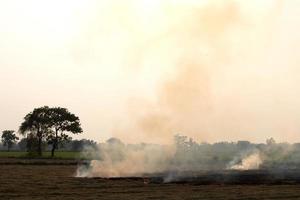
[{"xmin": 1, "ymin": 160, "xmax": 300, "ymax": 200}]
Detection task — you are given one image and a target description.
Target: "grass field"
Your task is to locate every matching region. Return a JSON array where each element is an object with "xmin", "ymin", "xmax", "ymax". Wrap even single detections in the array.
[
  {"xmin": 0, "ymin": 151, "xmax": 82, "ymax": 159},
  {"xmin": 1, "ymin": 164, "xmax": 300, "ymax": 200}
]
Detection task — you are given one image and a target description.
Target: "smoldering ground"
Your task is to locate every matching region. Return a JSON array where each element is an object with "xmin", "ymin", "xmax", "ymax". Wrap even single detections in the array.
[{"xmin": 76, "ymin": 136, "xmax": 300, "ymax": 181}]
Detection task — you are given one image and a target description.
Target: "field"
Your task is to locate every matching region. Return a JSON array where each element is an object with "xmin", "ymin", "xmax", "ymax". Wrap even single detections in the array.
[{"xmin": 1, "ymin": 159, "xmax": 300, "ymax": 200}]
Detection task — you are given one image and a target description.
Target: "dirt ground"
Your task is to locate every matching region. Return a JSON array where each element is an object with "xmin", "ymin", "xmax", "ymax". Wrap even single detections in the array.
[{"xmin": 1, "ymin": 164, "xmax": 300, "ymax": 200}]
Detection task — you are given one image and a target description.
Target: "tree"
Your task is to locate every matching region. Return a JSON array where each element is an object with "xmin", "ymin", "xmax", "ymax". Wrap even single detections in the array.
[
  {"xmin": 19, "ymin": 106, "xmax": 51, "ymax": 156},
  {"xmin": 19, "ymin": 106, "xmax": 83, "ymax": 157},
  {"xmin": 46, "ymin": 107, "xmax": 83, "ymax": 157},
  {"xmin": 18, "ymin": 138, "xmax": 28, "ymax": 151},
  {"xmin": 1, "ymin": 130, "xmax": 19, "ymax": 151},
  {"xmin": 266, "ymin": 138, "xmax": 276, "ymax": 146},
  {"xmin": 18, "ymin": 135, "xmax": 45, "ymax": 153},
  {"xmin": 71, "ymin": 139, "xmax": 97, "ymax": 151}
]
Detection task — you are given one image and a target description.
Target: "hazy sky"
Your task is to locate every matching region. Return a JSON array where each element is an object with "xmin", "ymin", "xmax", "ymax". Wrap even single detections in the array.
[{"xmin": 1, "ymin": 0, "xmax": 300, "ymax": 144}]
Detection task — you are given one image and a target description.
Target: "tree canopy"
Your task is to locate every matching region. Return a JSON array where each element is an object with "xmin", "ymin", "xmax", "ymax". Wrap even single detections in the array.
[
  {"xmin": 47, "ymin": 107, "xmax": 83, "ymax": 157},
  {"xmin": 1, "ymin": 130, "xmax": 19, "ymax": 151},
  {"xmin": 19, "ymin": 106, "xmax": 82, "ymax": 156},
  {"xmin": 19, "ymin": 106, "xmax": 51, "ymax": 156}
]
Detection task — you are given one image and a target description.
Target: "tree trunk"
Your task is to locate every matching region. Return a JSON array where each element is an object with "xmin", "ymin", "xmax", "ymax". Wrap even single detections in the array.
[
  {"xmin": 51, "ymin": 141, "xmax": 56, "ymax": 157},
  {"xmin": 51, "ymin": 130, "xmax": 58, "ymax": 157},
  {"xmin": 38, "ymin": 136, "xmax": 42, "ymax": 156}
]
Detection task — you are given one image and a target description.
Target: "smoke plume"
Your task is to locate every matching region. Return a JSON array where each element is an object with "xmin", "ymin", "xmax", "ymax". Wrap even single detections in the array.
[
  {"xmin": 83, "ymin": 0, "xmax": 297, "ymax": 144},
  {"xmin": 77, "ymin": 140, "xmax": 174, "ymax": 177},
  {"xmin": 76, "ymin": 136, "xmax": 300, "ymax": 178},
  {"xmin": 74, "ymin": 0, "xmax": 300, "ymax": 177}
]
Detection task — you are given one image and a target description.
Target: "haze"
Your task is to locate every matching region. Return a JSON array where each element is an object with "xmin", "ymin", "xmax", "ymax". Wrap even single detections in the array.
[{"xmin": 0, "ymin": 0, "xmax": 300, "ymax": 144}]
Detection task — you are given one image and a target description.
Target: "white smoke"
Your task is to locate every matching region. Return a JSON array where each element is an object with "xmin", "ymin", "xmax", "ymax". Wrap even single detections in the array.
[
  {"xmin": 76, "ymin": 141, "xmax": 174, "ymax": 177},
  {"xmin": 76, "ymin": 137, "xmax": 300, "ymax": 178},
  {"xmin": 76, "ymin": 140, "xmax": 264, "ymax": 178},
  {"xmin": 229, "ymin": 151, "xmax": 262, "ymax": 170}
]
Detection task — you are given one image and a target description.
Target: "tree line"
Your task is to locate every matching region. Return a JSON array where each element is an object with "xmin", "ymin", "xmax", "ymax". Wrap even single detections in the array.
[
  {"xmin": 85, "ymin": 135, "xmax": 300, "ymax": 171},
  {"xmin": 1, "ymin": 106, "xmax": 85, "ymax": 157},
  {"xmin": 0, "ymin": 136, "xmax": 96, "ymax": 152}
]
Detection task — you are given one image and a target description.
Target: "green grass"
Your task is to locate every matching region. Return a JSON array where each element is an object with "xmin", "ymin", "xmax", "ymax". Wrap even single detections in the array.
[{"xmin": 0, "ymin": 151, "xmax": 82, "ymax": 159}]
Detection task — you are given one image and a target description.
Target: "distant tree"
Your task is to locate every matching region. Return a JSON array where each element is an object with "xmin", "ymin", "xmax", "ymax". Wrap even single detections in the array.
[
  {"xmin": 46, "ymin": 107, "xmax": 82, "ymax": 157},
  {"xmin": 266, "ymin": 138, "xmax": 276, "ymax": 146},
  {"xmin": 57, "ymin": 139, "xmax": 72, "ymax": 150},
  {"xmin": 71, "ymin": 139, "xmax": 97, "ymax": 151},
  {"xmin": 71, "ymin": 140, "xmax": 83, "ymax": 151},
  {"xmin": 19, "ymin": 106, "xmax": 50, "ymax": 156},
  {"xmin": 26, "ymin": 134, "xmax": 49, "ymax": 154},
  {"xmin": 237, "ymin": 141, "xmax": 251, "ymax": 150},
  {"xmin": 1, "ymin": 130, "xmax": 19, "ymax": 151},
  {"xmin": 18, "ymin": 136, "xmax": 44, "ymax": 153},
  {"xmin": 18, "ymin": 138, "xmax": 28, "ymax": 151},
  {"xmin": 106, "ymin": 137, "xmax": 124, "ymax": 146},
  {"xmin": 174, "ymin": 134, "xmax": 190, "ymax": 153}
]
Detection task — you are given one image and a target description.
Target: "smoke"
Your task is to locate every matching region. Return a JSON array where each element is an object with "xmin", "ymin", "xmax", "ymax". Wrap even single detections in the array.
[
  {"xmin": 83, "ymin": 0, "xmax": 298, "ymax": 144},
  {"xmin": 61, "ymin": 0, "xmax": 300, "ymax": 143},
  {"xmin": 1, "ymin": 1, "xmax": 299, "ymax": 144},
  {"xmin": 76, "ymin": 136, "xmax": 300, "ymax": 178},
  {"xmin": 113, "ymin": 1, "xmax": 243, "ymax": 143},
  {"xmin": 72, "ymin": 0, "xmax": 300, "ymax": 178},
  {"xmin": 229, "ymin": 152, "xmax": 262, "ymax": 170},
  {"xmin": 76, "ymin": 140, "xmax": 174, "ymax": 177}
]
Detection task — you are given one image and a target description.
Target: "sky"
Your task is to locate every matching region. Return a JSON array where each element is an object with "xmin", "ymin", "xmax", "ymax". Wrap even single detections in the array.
[{"xmin": 0, "ymin": 0, "xmax": 300, "ymax": 144}]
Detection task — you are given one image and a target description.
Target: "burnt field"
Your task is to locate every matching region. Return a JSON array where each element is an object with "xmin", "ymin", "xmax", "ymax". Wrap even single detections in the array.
[{"xmin": 1, "ymin": 160, "xmax": 300, "ymax": 199}]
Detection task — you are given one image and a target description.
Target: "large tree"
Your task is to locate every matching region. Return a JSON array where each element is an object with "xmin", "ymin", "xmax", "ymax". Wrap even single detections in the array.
[
  {"xmin": 19, "ymin": 106, "xmax": 50, "ymax": 156},
  {"xmin": 47, "ymin": 107, "xmax": 82, "ymax": 157},
  {"xmin": 1, "ymin": 130, "xmax": 19, "ymax": 151},
  {"xmin": 19, "ymin": 106, "xmax": 82, "ymax": 156}
]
